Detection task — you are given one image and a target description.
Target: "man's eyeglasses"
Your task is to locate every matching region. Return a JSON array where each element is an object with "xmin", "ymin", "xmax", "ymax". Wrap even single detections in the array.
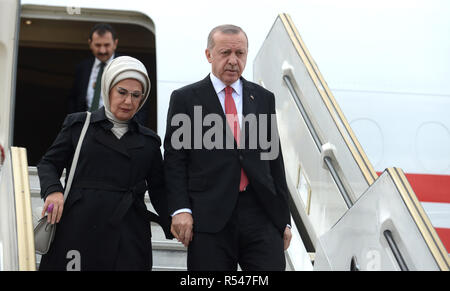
[{"xmin": 116, "ymin": 87, "xmax": 143, "ymax": 100}]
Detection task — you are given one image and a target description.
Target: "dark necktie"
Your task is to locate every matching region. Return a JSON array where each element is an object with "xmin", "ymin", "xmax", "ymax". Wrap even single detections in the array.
[
  {"xmin": 90, "ymin": 62, "xmax": 106, "ymax": 112},
  {"xmin": 225, "ymin": 86, "xmax": 249, "ymax": 192}
]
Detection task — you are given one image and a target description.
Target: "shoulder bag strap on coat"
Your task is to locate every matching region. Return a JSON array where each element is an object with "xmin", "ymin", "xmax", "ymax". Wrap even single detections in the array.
[{"xmin": 63, "ymin": 111, "xmax": 91, "ymax": 202}]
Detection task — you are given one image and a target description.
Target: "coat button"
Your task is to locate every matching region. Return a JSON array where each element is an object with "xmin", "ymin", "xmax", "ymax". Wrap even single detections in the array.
[{"xmin": 239, "ymin": 155, "xmax": 244, "ymax": 161}]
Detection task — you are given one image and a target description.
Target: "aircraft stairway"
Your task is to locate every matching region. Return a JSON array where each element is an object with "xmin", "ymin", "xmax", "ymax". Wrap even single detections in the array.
[{"xmin": 253, "ymin": 14, "xmax": 450, "ymax": 270}]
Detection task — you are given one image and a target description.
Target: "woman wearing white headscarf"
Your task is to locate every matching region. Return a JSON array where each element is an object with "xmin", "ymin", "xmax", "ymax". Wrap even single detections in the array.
[{"xmin": 37, "ymin": 56, "xmax": 172, "ymax": 271}]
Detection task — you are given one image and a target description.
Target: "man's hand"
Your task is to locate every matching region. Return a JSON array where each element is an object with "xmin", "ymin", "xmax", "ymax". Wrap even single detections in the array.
[
  {"xmin": 283, "ymin": 226, "xmax": 292, "ymax": 250},
  {"xmin": 171, "ymin": 212, "xmax": 194, "ymax": 247}
]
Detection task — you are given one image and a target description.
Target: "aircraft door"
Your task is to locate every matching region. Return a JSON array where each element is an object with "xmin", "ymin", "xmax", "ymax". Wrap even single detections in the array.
[
  {"xmin": 0, "ymin": 0, "xmax": 36, "ymax": 271},
  {"xmin": 0, "ymin": 0, "xmax": 20, "ymax": 154}
]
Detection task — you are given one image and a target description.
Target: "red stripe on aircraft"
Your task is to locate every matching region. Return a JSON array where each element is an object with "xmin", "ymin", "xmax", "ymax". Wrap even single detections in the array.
[
  {"xmin": 377, "ymin": 171, "xmax": 450, "ymax": 253},
  {"xmin": 377, "ymin": 172, "xmax": 450, "ymax": 204},
  {"xmin": 406, "ymin": 173, "xmax": 450, "ymax": 253},
  {"xmin": 404, "ymin": 173, "xmax": 450, "ymax": 204},
  {"xmin": 435, "ymin": 228, "xmax": 450, "ymax": 253}
]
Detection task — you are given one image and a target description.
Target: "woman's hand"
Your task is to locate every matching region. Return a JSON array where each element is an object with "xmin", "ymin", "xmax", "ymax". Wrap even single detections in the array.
[{"xmin": 42, "ymin": 192, "xmax": 64, "ymax": 224}]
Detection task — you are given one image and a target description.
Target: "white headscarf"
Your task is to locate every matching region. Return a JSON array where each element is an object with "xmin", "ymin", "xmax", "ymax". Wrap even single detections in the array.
[{"xmin": 101, "ymin": 56, "xmax": 151, "ymax": 139}]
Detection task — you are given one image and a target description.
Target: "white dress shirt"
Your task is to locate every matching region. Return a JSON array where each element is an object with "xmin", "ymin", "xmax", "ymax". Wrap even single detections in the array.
[
  {"xmin": 86, "ymin": 54, "xmax": 114, "ymax": 109},
  {"xmin": 209, "ymin": 72, "xmax": 243, "ymax": 126}
]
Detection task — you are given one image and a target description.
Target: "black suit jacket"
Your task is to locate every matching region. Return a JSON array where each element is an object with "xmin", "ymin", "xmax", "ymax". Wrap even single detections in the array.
[
  {"xmin": 164, "ymin": 75, "xmax": 291, "ymax": 235},
  {"xmin": 67, "ymin": 55, "xmax": 149, "ymax": 126},
  {"xmin": 68, "ymin": 56, "xmax": 95, "ymax": 114}
]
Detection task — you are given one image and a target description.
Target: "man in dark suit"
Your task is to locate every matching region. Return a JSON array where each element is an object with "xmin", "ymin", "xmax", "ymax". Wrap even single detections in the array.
[
  {"xmin": 164, "ymin": 24, "xmax": 292, "ymax": 271},
  {"xmin": 68, "ymin": 23, "xmax": 118, "ymax": 114}
]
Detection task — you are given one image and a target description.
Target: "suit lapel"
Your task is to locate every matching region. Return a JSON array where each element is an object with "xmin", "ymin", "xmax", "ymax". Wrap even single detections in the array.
[
  {"xmin": 241, "ymin": 78, "xmax": 258, "ymax": 115},
  {"xmin": 195, "ymin": 76, "xmax": 235, "ymax": 147},
  {"xmin": 195, "ymin": 75, "xmax": 260, "ymax": 149},
  {"xmin": 241, "ymin": 77, "xmax": 258, "ymax": 148},
  {"xmin": 81, "ymin": 57, "xmax": 95, "ymax": 96},
  {"xmin": 195, "ymin": 75, "xmax": 226, "ymax": 119}
]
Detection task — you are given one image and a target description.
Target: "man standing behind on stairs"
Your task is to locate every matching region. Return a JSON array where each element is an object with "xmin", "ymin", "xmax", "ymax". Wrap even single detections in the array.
[
  {"xmin": 164, "ymin": 24, "xmax": 292, "ymax": 271},
  {"xmin": 68, "ymin": 23, "xmax": 118, "ymax": 114}
]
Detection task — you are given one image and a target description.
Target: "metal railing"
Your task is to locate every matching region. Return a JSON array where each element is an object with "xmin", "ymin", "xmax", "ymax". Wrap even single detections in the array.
[{"xmin": 283, "ymin": 74, "xmax": 353, "ymax": 209}]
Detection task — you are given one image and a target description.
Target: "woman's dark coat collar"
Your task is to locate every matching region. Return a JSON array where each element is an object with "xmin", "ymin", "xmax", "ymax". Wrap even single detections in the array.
[{"xmin": 90, "ymin": 107, "xmax": 140, "ymax": 133}]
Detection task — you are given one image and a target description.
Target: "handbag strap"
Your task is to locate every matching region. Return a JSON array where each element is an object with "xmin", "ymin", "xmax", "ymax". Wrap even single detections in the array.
[{"xmin": 63, "ymin": 111, "xmax": 91, "ymax": 202}]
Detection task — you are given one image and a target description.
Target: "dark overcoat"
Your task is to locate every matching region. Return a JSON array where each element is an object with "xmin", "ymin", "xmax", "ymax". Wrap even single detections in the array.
[{"xmin": 37, "ymin": 108, "xmax": 171, "ymax": 271}]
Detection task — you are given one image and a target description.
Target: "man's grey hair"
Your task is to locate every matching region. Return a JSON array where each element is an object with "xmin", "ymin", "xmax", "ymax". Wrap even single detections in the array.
[{"xmin": 207, "ymin": 24, "xmax": 248, "ymax": 49}]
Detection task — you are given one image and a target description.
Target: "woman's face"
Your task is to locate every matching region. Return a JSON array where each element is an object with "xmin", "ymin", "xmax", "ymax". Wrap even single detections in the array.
[{"xmin": 109, "ymin": 79, "xmax": 143, "ymax": 121}]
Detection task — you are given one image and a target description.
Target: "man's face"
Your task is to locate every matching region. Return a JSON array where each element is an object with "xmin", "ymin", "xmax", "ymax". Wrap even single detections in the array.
[
  {"xmin": 205, "ymin": 31, "xmax": 248, "ymax": 85},
  {"xmin": 88, "ymin": 31, "xmax": 118, "ymax": 63}
]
